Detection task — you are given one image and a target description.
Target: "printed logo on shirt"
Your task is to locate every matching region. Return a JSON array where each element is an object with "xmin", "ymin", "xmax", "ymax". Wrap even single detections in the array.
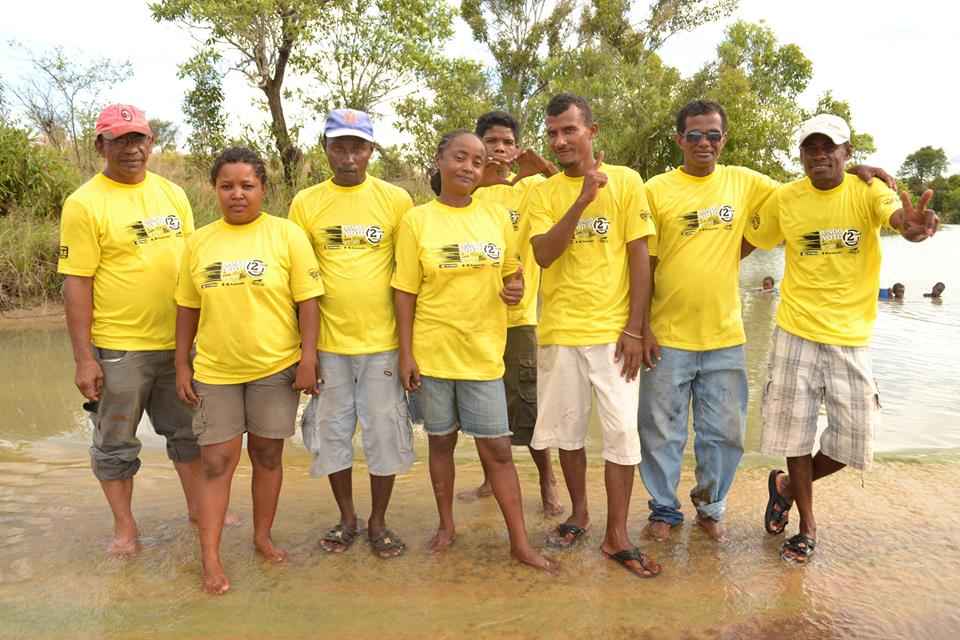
[
  {"xmin": 59, "ymin": 245, "xmax": 69, "ymax": 259},
  {"xmin": 200, "ymin": 258, "xmax": 269, "ymax": 288},
  {"xmin": 508, "ymin": 209, "xmax": 520, "ymax": 231},
  {"xmin": 573, "ymin": 216, "xmax": 610, "ymax": 243},
  {"xmin": 128, "ymin": 214, "xmax": 184, "ymax": 244},
  {"xmin": 679, "ymin": 205, "xmax": 735, "ymax": 236},
  {"xmin": 322, "ymin": 224, "xmax": 385, "ymax": 250},
  {"xmin": 436, "ymin": 241, "xmax": 503, "ymax": 269},
  {"xmin": 799, "ymin": 228, "xmax": 861, "ymax": 256}
]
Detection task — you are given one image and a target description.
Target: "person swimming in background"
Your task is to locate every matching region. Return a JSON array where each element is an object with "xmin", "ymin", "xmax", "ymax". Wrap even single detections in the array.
[
  {"xmin": 923, "ymin": 282, "xmax": 945, "ymax": 299},
  {"xmin": 879, "ymin": 282, "xmax": 904, "ymax": 300},
  {"xmin": 760, "ymin": 276, "xmax": 776, "ymax": 293}
]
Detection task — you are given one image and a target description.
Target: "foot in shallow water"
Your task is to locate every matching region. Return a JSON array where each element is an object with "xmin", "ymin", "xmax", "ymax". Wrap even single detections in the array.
[
  {"xmin": 427, "ymin": 527, "xmax": 456, "ymax": 553},
  {"xmin": 696, "ymin": 514, "xmax": 727, "ymax": 542},
  {"xmin": 600, "ymin": 543, "xmax": 662, "ymax": 578},
  {"xmin": 202, "ymin": 556, "xmax": 230, "ymax": 595},
  {"xmin": 642, "ymin": 520, "xmax": 675, "ymax": 542},
  {"xmin": 456, "ymin": 483, "xmax": 493, "ymax": 503},
  {"xmin": 254, "ymin": 536, "xmax": 288, "ymax": 563},
  {"xmin": 511, "ymin": 544, "xmax": 559, "ymax": 573},
  {"xmin": 107, "ymin": 523, "xmax": 140, "ymax": 557},
  {"xmin": 540, "ymin": 479, "xmax": 564, "ymax": 517}
]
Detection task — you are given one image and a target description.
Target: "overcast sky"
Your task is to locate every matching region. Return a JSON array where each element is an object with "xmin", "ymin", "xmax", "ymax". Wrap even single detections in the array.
[{"xmin": 2, "ymin": 0, "xmax": 956, "ymax": 175}]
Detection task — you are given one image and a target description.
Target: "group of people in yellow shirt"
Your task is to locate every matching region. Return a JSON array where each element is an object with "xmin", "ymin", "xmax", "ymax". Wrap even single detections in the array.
[{"xmin": 58, "ymin": 95, "xmax": 938, "ymax": 594}]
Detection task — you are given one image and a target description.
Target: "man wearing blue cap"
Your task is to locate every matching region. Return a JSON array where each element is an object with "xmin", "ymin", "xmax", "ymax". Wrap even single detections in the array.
[{"xmin": 289, "ymin": 109, "xmax": 415, "ymax": 558}]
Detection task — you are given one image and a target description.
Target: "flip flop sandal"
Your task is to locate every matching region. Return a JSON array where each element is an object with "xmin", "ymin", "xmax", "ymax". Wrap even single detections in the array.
[
  {"xmin": 781, "ymin": 533, "xmax": 816, "ymax": 563},
  {"xmin": 603, "ymin": 547, "xmax": 662, "ymax": 578},
  {"xmin": 369, "ymin": 529, "xmax": 406, "ymax": 559},
  {"xmin": 764, "ymin": 469, "xmax": 794, "ymax": 535},
  {"xmin": 320, "ymin": 524, "xmax": 358, "ymax": 552},
  {"xmin": 545, "ymin": 523, "xmax": 588, "ymax": 548}
]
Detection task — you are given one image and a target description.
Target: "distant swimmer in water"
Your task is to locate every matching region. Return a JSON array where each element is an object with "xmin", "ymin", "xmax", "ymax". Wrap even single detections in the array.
[
  {"xmin": 923, "ymin": 282, "xmax": 945, "ymax": 299},
  {"xmin": 760, "ymin": 275, "xmax": 776, "ymax": 293}
]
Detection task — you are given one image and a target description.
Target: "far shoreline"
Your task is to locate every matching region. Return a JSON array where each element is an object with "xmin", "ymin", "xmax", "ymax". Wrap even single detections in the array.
[{"xmin": 0, "ymin": 302, "xmax": 65, "ymax": 330}]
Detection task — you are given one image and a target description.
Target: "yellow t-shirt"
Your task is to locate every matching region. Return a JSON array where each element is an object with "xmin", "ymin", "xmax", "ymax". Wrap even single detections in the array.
[
  {"xmin": 391, "ymin": 198, "xmax": 519, "ymax": 380},
  {"xmin": 57, "ymin": 172, "xmax": 194, "ymax": 351},
  {"xmin": 525, "ymin": 163, "xmax": 655, "ymax": 346},
  {"xmin": 474, "ymin": 174, "xmax": 545, "ymax": 327},
  {"xmin": 288, "ymin": 176, "xmax": 412, "ymax": 354},
  {"xmin": 746, "ymin": 174, "xmax": 899, "ymax": 346},
  {"xmin": 175, "ymin": 213, "xmax": 325, "ymax": 384},
  {"xmin": 646, "ymin": 165, "xmax": 780, "ymax": 350}
]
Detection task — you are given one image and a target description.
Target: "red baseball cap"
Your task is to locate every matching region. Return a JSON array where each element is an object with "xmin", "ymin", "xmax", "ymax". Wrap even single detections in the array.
[{"xmin": 95, "ymin": 104, "xmax": 153, "ymax": 140}]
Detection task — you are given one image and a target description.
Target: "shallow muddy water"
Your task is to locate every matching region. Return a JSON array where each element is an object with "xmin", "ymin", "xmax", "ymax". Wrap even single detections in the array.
[{"xmin": 0, "ymin": 229, "xmax": 958, "ymax": 639}]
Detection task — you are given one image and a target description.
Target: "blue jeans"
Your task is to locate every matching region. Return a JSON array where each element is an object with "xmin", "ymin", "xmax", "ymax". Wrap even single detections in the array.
[
  {"xmin": 638, "ymin": 345, "xmax": 747, "ymax": 524},
  {"xmin": 412, "ymin": 376, "xmax": 511, "ymax": 439}
]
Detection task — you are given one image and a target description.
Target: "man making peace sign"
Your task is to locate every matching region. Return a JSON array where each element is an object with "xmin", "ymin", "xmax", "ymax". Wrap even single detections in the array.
[{"xmin": 747, "ymin": 114, "xmax": 939, "ymax": 564}]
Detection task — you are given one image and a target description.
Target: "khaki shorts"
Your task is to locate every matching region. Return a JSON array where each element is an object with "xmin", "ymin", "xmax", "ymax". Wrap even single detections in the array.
[
  {"xmin": 503, "ymin": 325, "xmax": 538, "ymax": 446},
  {"xmin": 90, "ymin": 348, "xmax": 199, "ymax": 481},
  {"xmin": 193, "ymin": 365, "xmax": 300, "ymax": 446},
  {"xmin": 760, "ymin": 328, "xmax": 880, "ymax": 470},
  {"xmin": 531, "ymin": 344, "xmax": 642, "ymax": 466}
]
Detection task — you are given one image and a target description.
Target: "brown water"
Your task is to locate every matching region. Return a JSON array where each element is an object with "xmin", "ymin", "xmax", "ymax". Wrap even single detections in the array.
[{"xmin": 1, "ymin": 229, "xmax": 958, "ymax": 639}]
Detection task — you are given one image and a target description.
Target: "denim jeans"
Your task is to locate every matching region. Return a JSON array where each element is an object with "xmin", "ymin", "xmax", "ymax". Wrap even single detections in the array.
[{"xmin": 638, "ymin": 345, "xmax": 747, "ymax": 524}]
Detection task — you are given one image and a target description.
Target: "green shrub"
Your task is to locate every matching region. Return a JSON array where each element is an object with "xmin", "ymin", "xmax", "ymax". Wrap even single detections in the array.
[{"xmin": 0, "ymin": 123, "xmax": 80, "ymax": 218}]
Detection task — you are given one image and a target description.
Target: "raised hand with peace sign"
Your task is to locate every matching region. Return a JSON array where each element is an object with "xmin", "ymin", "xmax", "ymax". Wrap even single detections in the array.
[{"xmin": 892, "ymin": 188, "xmax": 939, "ymax": 242}]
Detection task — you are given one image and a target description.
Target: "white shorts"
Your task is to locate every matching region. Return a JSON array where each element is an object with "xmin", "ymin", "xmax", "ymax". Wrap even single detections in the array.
[
  {"xmin": 760, "ymin": 328, "xmax": 880, "ymax": 470},
  {"xmin": 530, "ymin": 344, "xmax": 642, "ymax": 465}
]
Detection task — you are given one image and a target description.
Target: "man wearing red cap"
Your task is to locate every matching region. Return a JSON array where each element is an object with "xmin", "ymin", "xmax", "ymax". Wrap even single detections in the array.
[{"xmin": 58, "ymin": 103, "xmax": 204, "ymax": 556}]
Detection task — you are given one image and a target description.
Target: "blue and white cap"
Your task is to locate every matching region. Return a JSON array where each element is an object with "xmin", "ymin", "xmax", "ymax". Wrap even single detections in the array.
[{"xmin": 324, "ymin": 109, "xmax": 375, "ymax": 143}]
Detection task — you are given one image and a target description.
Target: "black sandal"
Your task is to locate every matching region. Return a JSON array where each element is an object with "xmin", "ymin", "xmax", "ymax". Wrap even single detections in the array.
[
  {"xmin": 764, "ymin": 469, "xmax": 793, "ymax": 535},
  {"xmin": 781, "ymin": 533, "xmax": 816, "ymax": 563},
  {"xmin": 545, "ymin": 523, "xmax": 588, "ymax": 548},
  {"xmin": 603, "ymin": 547, "xmax": 662, "ymax": 578}
]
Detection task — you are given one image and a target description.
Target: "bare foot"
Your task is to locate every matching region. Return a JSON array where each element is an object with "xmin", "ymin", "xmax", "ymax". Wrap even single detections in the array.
[
  {"xmin": 540, "ymin": 480, "xmax": 564, "ymax": 517},
  {"xmin": 254, "ymin": 536, "xmax": 288, "ymax": 563},
  {"xmin": 201, "ymin": 556, "xmax": 230, "ymax": 595},
  {"xmin": 107, "ymin": 521, "xmax": 140, "ymax": 557},
  {"xmin": 601, "ymin": 543, "xmax": 662, "ymax": 578},
  {"xmin": 696, "ymin": 514, "xmax": 727, "ymax": 542},
  {"xmin": 642, "ymin": 521, "xmax": 674, "ymax": 542},
  {"xmin": 511, "ymin": 545, "xmax": 559, "ymax": 573},
  {"xmin": 427, "ymin": 528, "xmax": 456, "ymax": 553},
  {"xmin": 456, "ymin": 483, "xmax": 493, "ymax": 503}
]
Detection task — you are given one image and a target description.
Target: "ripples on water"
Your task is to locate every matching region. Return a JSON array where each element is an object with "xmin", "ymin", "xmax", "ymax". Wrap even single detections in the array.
[{"xmin": 0, "ymin": 228, "xmax": 957, "ymax": 638}]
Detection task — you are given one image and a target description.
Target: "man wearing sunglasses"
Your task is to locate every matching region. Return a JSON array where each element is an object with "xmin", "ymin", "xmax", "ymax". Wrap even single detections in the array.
[{"xmin": 638, "ymin": 101, "xmax": 893, "ymax": 543}]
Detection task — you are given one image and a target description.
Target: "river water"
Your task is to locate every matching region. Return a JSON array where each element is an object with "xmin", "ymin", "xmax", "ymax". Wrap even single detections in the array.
[{"xmin": 1, "ymin": 228, "xmax": 958, "ymax": 639}]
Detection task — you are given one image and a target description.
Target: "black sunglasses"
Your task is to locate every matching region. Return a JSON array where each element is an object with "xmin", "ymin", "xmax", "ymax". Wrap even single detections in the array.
[{"xmin": 683, "ymin": 129, "xmax": 723, "ymax": 144}]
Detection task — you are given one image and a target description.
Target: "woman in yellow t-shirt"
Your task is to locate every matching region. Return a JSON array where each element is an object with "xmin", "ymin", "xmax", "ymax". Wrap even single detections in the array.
[
  {"xmin": 174, "ymin": 147, "xmax": 325, "ymax": 595},
  {"xmin": 392, "ymin": 130, "xmax": 554, "ymax": 572}
]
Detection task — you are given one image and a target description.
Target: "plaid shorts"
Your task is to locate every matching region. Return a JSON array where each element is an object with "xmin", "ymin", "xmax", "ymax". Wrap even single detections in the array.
[{"xmin": 760, "ymin": 328, "xmax": 881, "ymax": 470}]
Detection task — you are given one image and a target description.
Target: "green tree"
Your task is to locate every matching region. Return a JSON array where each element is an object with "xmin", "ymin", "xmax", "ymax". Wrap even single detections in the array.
[
  {"xmin": 151, "ymin": 0, "xmax": 328, "ymax": 185},
  {"xmin": 806, "ymin": 91, "xmax": 876, "ymax": 165},
  {"xmin": 679, "ymin": 20, "xmax": 813, "ymax": 180},
  {"xmin": 148, "ymin": 119, "xmax": 180, "ymax": 152},
  {"xmin": 178, "ymin": 49, "xmax": 228, "ymax": 166},
  {"xmin": 394, "ymin": 58, "xmax": 495, "ymax": 172},
  {"xmin": 3, "ymin": 42, "xmax": 132, "ymax": 170},
  {"xmin": 295, "ymin": 0, "xmax": 454, "ymax": 115},
  {"xmin": 899, "ymin": 146, "xmax": 948, "ymax": 192},
  {"xmin": 460, "ymin": 0, "xmax": 576, "ymax": 143}
]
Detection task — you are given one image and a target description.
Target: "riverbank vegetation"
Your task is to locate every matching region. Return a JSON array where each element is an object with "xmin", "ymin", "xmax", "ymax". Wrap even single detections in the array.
[{"xmin": 1, "ymin": 1, "xmax": 957, "ymax": 310}]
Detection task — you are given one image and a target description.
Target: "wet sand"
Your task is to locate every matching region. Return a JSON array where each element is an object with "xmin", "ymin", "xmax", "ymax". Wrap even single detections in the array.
[{"xmin": 1, "ymin": 441, "xmax": 959, "ymax": 640}]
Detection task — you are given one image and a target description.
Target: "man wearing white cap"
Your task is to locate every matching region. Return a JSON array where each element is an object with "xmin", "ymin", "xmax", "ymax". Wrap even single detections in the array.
[
  {"xmin": 58, "ymin": 104, "xmax": 204, "ymax": 555},
  {"xmin": 748, "ymin": 113, "xmax": 939, "ymax": 563},
  {"xmin": 289, "ymin": 109, "xmax": 415, "ymax": 558}
]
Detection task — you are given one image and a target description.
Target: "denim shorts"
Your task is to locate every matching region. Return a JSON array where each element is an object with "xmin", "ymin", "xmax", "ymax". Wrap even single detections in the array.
[{"xmin": 412, "ymin": 376, "xmax": 511, "ymax": 439}]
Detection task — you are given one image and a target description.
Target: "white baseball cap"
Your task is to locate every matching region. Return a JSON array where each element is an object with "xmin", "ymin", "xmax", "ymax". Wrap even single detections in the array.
[{"xmin": 796, "ymin": 113, "xmax": 851, "ymax": 146}]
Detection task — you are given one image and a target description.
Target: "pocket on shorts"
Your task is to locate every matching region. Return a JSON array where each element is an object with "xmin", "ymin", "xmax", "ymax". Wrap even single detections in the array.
[
  {"xmin": 96, "ymin": 348, "xmax": 129, "ymax": 364},
  {"xmin": 192, "ymin": 397, "xmax": 209, "ymax": 438},
  {"xmin": 396, "ymin": 400, "xmax": 414, "ymax": 453},
  {"xmin": 518, "ymin": 354, "xmax": 537, "ymax": 404}
]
